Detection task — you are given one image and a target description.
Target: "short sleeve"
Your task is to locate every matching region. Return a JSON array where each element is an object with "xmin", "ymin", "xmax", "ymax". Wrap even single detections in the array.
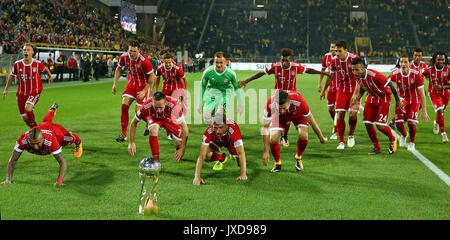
[
  {"xmin": 264, "ymin": 63, "xmax": 275, "ymax": 75},
  {"xmin": 297, "ymin": 63, "xmax": 305, "ymax": 74},
  {"xmin": 38, "ymin": 61, "xmax": 46, "ymax": 72},
  {"xmin": 142, "ymin": 58, "xmax": 154, "ymax": 75}
]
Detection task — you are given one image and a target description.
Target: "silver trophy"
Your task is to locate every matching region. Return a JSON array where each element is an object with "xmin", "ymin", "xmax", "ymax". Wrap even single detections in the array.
[{"xmin": 138, "ymin": 157, "xmax": 161, "ymax": 215}]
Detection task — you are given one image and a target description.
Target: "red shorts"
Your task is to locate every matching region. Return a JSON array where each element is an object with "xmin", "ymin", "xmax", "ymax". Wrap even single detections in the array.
[
  {"xmin": 327, "ymin": 89, "xmax": 337, "ymax": 107},
  {"xmin": 38, "ymin": 122, "xmax": 75, "ymax": 147},
  {"xmin": 208, "ymin": 141, "xmax": 238, "ymax": 159},
  {"xmin": 363, "ymin": 101, "xmax": 391, "ymax": 126},
  {"xmin": 17, "ymin": 92, "xmax": 41, "ymax": 116},
  {"xmin": 147, "ymin": 117, "xmax": 182, "ymax": 142},
  {"xmin": 162, "ymin": 88, "xmax": 188, "ymax": 115},
  {"xmin": 122, "ymin": 83, "xmax": 146, "ymax": 106},
  {"xmin": 269, "ymin": 114, "xmax": 309, "ymax": 132},
  {"xmin": 429, "ymin": 93, "xmax": 449, "ymax": 112},
  {"xmin": 395, "ymin": 100, "xmax": 419, "ymax": 123},
  {"xmin": 336, "ymin": 90, "xmax": 359, "ymax": 112}
]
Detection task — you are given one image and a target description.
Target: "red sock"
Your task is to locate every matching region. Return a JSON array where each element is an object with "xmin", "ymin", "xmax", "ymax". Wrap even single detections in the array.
[
  {"xmin": 25, "ymin": 111, "xmax": 37, "ymax": 128},
  {"xmin": 121, "ymin": 104, "xmax": 130, "ymax": 136},
  {"xmin": 42, "ymin": 109, "xmax": 55, "ymax": 124},
  {"xmin": 337, "ymin": 118, "xmax": 346, "ymax": 143},
  {"xmin": 149, "ymin": 136, "xmax": 160, "ymax": 162},
  {"xmin": 408, "ymin": 122, "xmax": 416, "ymax": 143},
  {"xmin": 436, "ymin": 113, "xmax": 446, "ymax": 133},
  {"xmin": 348, "ymin": 117, "xmax": 357, "ymax": 136},
  {"xmin": 71, "ymin": 133, "xmax": 81, "ymax": 145},
  {"xmin": 380, "ymin": 126, "xmax": 396, "ymax": 142},
  {"xmin": 296, "ymin": 138, "xmax": 308, "ymax": 157},
  {"xmin": 396, "ymin": 122, "xmax": 407, "ymax": 137},
  {"xmin": 283, "ymin": 122, "xmax": 290, "ymax": 136},
  {"xmin": 366, "ymin": 124, "xmax": 380, "ymax": 150},
  {"xmin": 270, "ymin": 143, "xmax": 281, "ymax": 163}
]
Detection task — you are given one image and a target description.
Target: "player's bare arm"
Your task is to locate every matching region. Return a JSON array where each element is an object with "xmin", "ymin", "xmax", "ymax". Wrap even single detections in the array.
[
  {"xmin": 112, "ymin": 66, "xmax": 123, "ymax": 94},
  {"xmin": 350, "ymin": 82, "xmax": 363, "ymax": 108},
  {"xmin": 193, "ymin": 144, "xmax": 209, "ymax": 185},
  {"xmin": 128, "ymin": 118, "xmax": 139, "ymax": 157},
  {"xmin": 305, "ymin": 68, "xmax": 331, "ymax": 78},
  {"xmin": 238, "ymin": 71, "xmax": 265, "ymax": 88},
  {"xmin": 174, "ymin": 119, "xmax": 189, "ymax": 162},
  {"xmin": 2, "ymin": 74, "xmax": 15, "ymax": 100},
  {"xmin": 387, "ymin": 81, "xmax": 403, "ymax": 109},
  {"xmin": 418, "ymin": 87, "xmax": 430, "ymax": 122},
  {"xmin": 317, "ymin": 67, "xmax": 327, "ymax": 92},
  {"xmin": 305, "ymin": 114, "xmax": 328, "ymax": 144},
  {"xmin": 261, "ymin": 120, "xmax": 271, "ymax": 166},
  {"xmin": 320, "ymin": 72, "xmax": 335, "ymax": 100},
  {"xmin": 1, "ymin": 150, "xmax": 22, "ymax": 184},
  {"xmin": 53, "ymin": 152, "xmax": 67, "ymax": 187},
  {"xmin": 235, "ymin": 145, "xmax": 247, "ymax": 181},
  {"xmin": 44, "ymin": 67, "xmax": 53, "ymax": 84}
]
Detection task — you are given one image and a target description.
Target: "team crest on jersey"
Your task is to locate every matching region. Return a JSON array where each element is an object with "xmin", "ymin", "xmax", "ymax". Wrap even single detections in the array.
[
  {"xmin": 410, "ymin": 79, "xmax": 415, "ymax": 84},
  {"xmin": 137, "ymin": 64, "xmax": 141, "ymax": 69},
  {"xmin": 444, "ymin": 72, "xmax": 447, "ymax": 77},
  {"xmin": 224, "ymin": 78, "xmax": 228, "ymax": 83},
  {"xmin": 33, "ymin": 67, "xmax": 37, "ymax": 72}
]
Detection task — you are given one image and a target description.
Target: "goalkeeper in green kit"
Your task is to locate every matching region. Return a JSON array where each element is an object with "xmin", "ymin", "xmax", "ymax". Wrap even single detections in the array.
[{"xmin": 197, "ymin": 52, "xmax": 243, "ymax": 123}]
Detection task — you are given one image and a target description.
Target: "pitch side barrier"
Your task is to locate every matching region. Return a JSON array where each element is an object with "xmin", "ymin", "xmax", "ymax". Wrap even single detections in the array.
[{"xmin": 229, "ymin": 62, "xmax": 396, "ymax": 72}]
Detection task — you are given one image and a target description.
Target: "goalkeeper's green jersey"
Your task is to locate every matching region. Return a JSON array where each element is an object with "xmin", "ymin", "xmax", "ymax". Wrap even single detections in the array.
[{"xmin": 199, "ymin": 65, "xmax": 243, "ymax": 107}]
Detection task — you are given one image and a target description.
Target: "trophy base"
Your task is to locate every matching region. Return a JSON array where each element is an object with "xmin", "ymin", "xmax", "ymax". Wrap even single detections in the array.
[{"xmin": 142, "ymin": 197, "xmax": 158, "ymax": 216}]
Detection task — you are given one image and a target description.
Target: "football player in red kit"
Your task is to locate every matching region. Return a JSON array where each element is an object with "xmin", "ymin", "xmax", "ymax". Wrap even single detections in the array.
[{"xmin": 3, "ymin": 43, "xmax": 53, "ymax": 128}]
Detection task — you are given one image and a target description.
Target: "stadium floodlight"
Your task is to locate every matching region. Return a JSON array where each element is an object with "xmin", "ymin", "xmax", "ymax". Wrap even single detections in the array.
[
  {"xmin": 256, "ymin": 4, "xmax": 264, "ymax": 8},
  {"xmin": 353, "ymin": 5, "xmax": 359, "ymax": 8}
]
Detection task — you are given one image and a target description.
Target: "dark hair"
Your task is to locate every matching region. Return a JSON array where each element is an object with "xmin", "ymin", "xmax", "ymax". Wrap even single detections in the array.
[
  {"xmin": 153, "ymin": 91, "xmax": 166, "ymax": 101},
  {"xmin": 399, "ymin": 54, "xmax": 410, "ymax": 62},
  {"xmin": 350, "ymin": 57, "xmax": 364, "ymax": 66},
  {"xmin": 280, "ymin": 48, "xmax": 293, "ymax": 57},
  {"xmin": 335, "ymin": 40, "xmax": 348, "ymax": 50},
  {"xmin": 28, "ymin": 128, "xmax": 42, "ymax": 140},
  {"xmin": 214, "ymin": 51, "xmax": 225, "ymax": 58},
  {"xmin": 413, "ymin": 48, "xmax": 423, "ymax": 53},
  {"xmin": 159, "ymin": 49, "xmax": 167, "ymax": 57},
  {"xmin": 128, "ymin": 40, "xmax": 140, "ymax": 49},
  {"xmin": 330, "ymin": 40, "xmax": 336, "ymax": 45},
  {"xmin": 430, "ymin": 51, "xmax": 449, "ymax": 67},
  {"xmin": 23, "ymin": 43, "xmax": 37, "ymax": 57},
  {"xmin": 212, "ymin": 113, "xmax": 227, "ymax": 125},
  {"xmin": 163, "ymin": 52, "xmax": 173, "ymax": 59},
  {"xmin": 276, "ymin": 90, "xmax": 290, "ymax": 105}
]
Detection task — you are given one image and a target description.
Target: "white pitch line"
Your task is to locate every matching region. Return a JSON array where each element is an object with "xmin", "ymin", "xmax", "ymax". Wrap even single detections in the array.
[
  {"xmin": 391, "ymin": 131, "xmax": 450, "ymax": 187},
  {"xmin": 360, "ymin": 105, "xmax": 450, "ymax": 186}
]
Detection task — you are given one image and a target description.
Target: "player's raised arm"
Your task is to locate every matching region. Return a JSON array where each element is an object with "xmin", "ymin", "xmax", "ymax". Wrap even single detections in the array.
[
  {"xmin": 1, "ymin": 150, "xmax": 22, "ymax": 184},
  {"xmin": 238, "ymin": 71, "xmax": 265, "ymax": 88}
]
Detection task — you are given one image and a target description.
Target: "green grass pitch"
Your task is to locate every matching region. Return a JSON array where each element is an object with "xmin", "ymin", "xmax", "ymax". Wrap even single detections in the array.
[{"xmin": 0, "ymin": 70, "xmax": 448, "ymax": 220}]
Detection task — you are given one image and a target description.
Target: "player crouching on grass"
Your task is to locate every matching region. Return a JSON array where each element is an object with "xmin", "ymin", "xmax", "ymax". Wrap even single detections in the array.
[
  {"xmin": 128, "ymin": 91, "xmax": 189, "ymax": 162},
  {"xmin": 1, "ymin": 104, "xmax": 82, "ymax": 187},
  {"xmin": 350, "ymin": 57, "xmax": 403, "ymax": 155},
  {"xmin": 193, "ymin": 113, "xmax": 247, "ymax": 185},
  {"xmin": 261, "ymin": 90, "xmax": 327, "ymax": 173}
]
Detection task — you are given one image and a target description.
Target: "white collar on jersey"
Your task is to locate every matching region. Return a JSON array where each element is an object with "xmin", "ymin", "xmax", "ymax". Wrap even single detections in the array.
[
  {"xmin": 282, "ymin": 62, "xmax": 292, "ymax": 71},
  {"xmin": 400, "ymin": 68, "xmax": 410, "ymax": 77},
  {"xmin": 339, "ymin": 52, "xmax": 349, "ymax": 62}
]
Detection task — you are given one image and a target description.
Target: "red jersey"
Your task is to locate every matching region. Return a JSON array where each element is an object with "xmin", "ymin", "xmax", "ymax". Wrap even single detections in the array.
[
  {"xmin": 135, "ymin": 96, "xmax": 184, "ymax": 124},
  {"xmin": 321, "ymin": 52, "xmax": 338, "ymax": 91},
  {"xmin": 264, "ymin": 62, "xmax": 305, "ymax": 91},
  {"xmin": 389, "ymin": 68, "xmax": 424, "ymax": 104},
  {"xmin": 423, "ymin": 66, "xmax": 450, "ymax": 95},
  {"xmin": 11, "ymin": 59, "xmax": 46, "ymax": 96},
  {"xmin": 68, "ymin": 57, "xmax": 77, "ymax": 69},
  {"xmin": 201, "ymin": 119, "xmax": 243, "ymax": 149},
  {"xmin": 410, "ymin": 61, "xmax": 428, "ymax": 74},
  {"xmin": 155, "ymin": 62, "xmax": 185, "ymax": 94},
  {"xmin": 263, "ymin": 90, "xmax": 311, "ymax": 121},
  {"xmin": 357, "ymin": 69, "xmax": 392, "ymax": 104},
  {"xmin": 14, "ymin": 129, "xmax": 62, "ymax": 156},
  {"xmin": 118, "ymin": 52, "xmax": 154, "ymax": 88},
  {"xmin": 330, "ymin": 52, "xmax": 359, "ymax": 94}
]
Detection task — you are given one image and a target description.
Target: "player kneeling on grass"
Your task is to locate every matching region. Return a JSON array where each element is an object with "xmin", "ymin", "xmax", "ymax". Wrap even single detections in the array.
[
  {"xmin": 261, "ymin": 90, "xmax": 327, "ymax": 173},
  {"xmin": 193, "ymin": 113, "xmax": 247, "ymax": 185},
  {"xmin": 128, "ymin": 91, "xmax": 189, "ymax": 162},
  {"xmin": 1, "ymin": 104, "xmax": 82, "ymax": 187},
  {"xmin": 350, "ymin": 57, "xmax": 403, "ymax": 155}
]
